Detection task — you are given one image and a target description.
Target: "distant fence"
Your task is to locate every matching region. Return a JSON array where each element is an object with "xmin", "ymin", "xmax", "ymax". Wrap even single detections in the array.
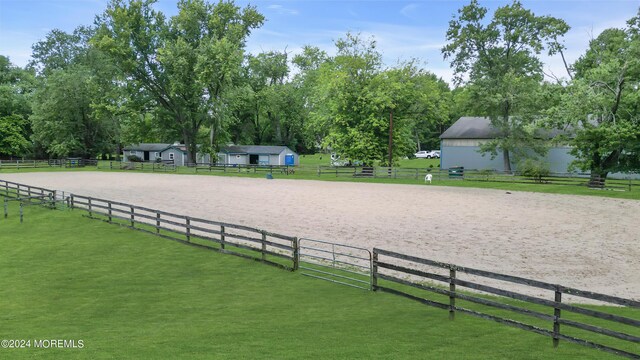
[
  {"xmin": 1, "ymin": 178, "xmax": 638, "ymax": 358},
  {"xmin": 0, "ymin": 159, "xmax": 97, "ymax": 170},
  {"xmin": 195, "ymin": 163, "xmax": 295, "ymax": 175},
  {"xmin": 97, "ymin": 161, "xmax": 177, "ymax": 172},
  {"xmin": 316, "ymin": 166, "xmax": 637, "ymax": 190}
]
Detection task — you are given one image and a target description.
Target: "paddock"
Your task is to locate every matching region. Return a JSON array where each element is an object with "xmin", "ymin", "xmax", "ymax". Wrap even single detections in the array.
[{"xmin": 1, "ymin": 171, "xmax": 638, "ymax": 300}]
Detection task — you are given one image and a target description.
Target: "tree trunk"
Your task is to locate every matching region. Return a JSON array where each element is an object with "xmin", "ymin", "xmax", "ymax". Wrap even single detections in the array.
[{"xmin": 503, "ymin": 148, "xmax": 512, "ymax": 174}]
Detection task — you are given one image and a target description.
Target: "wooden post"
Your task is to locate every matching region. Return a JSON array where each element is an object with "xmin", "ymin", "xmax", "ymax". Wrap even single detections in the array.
[
  {"xmin": 220, "ymin": 225, "xmax": 226, "ymax": 250},
  {"xmin": 108, "ymin": 202, "xmax": 112, "ymax": 223},
  {"xmin": 372, "ymin": 251, "xmax": 379, "ymax": 291},
  {"xmin": 261, "ymin": 231, "xmax": 267, "ymax": 261},
  {"xmin": 292, "ymin": 237, "xmax": 299, "ymax": 271},
  {"xmin": 553, "ymin": 285, "xmax": 562, "ymax": 347},
  {"xmin": 449, "ymin": 267, "xmax": 457, "ymax": 320},
  {"xmin": 186, "ymin": 218, "xmax": 191, "ymax": 242},
  {"xmin": 19, "ymin": 202, "xmax": 23, "ymax": 223},
  {"xmin": 130, "ymin": 206, "xmax": 134, "ymax": 228},
  {"xmin": 156, "ymin": 213, "xmax": 160, "ymax": 233},
  {"xmin": 88, "ymin": 198, "xmax": 93, "ymax": 218},
  {"xmin": 70, "ymin": 194, "xmax": 74, "ymax": 209}
]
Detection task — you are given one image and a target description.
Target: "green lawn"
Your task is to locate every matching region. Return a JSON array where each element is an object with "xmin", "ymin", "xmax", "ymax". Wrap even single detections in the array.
[{"xmin": 1, "ymin": 202, "xmax": 637, "ymax": 359}]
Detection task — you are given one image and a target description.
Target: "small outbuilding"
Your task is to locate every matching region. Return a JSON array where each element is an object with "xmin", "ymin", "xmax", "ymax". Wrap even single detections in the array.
[
  {"xmin": 123, "ymin": 143, "xmax": 210, "ymax": 166},
  {"xmin": 217, "ymin": 145, "xmax": 298, "ymax": 166}
]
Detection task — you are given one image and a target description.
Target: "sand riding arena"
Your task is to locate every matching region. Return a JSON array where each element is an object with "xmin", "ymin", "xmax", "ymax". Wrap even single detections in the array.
[{"xmin": 2, "ymin": 171, "xmax": 638, "ymax": 300}]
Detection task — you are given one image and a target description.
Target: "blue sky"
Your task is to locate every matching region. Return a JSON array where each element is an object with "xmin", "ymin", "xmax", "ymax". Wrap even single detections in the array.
[{"xmin": 1, "ymin": 0, "xmax": 638, "ymax": 83}]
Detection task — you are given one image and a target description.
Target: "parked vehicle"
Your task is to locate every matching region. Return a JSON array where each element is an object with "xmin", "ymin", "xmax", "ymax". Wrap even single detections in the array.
[{"xmin": 414, "ymin": 150, "xmax": 440, "ymax": 159}]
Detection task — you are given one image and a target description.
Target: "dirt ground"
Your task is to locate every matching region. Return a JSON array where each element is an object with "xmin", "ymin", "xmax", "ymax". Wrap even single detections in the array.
[{"xmin": 2, "ymin": 172, "xmax": 639, "ymax": 301}]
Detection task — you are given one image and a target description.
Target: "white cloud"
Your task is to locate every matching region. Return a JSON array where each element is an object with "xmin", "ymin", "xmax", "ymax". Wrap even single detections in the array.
[
  {"xmin": 267, "ymin": 4, "xmax": 299, "ymax": 16},
  {"xmin": 400, "ymin": 3, "xmax": 420, "ymax": 19}
]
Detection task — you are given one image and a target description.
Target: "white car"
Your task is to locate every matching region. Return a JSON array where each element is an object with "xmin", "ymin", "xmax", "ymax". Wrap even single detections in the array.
[{"xmin": 414, "ymin": 150, "xmax": 440, "ymax": 159}]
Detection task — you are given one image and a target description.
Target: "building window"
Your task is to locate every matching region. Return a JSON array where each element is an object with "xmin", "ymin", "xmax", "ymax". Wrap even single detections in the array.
[
  {"xmin": 169, "ymin": 153, "xmax": 174, "ymax": 161},
  {"xmin": 154, "ymin": 152, "xmax": 160, "ymax": 159}
]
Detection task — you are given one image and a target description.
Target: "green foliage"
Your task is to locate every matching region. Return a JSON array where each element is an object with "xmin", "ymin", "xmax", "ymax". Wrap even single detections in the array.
[
  {"xmin": 443, "ymin": 0, "xmax": 569, "ymax": 172},
  {"xmin": 94, "ymin": 0, "xmax": 264, "ymax": 163},
  {"xmin": 308, "ymin": 33, "xmax": 448, "ymax": 166},
  {"xmin": 547, "ymin": 10, "xmax": 640, "ymax": 178},
  {"xmin": 0, "ymin": 114, "xmax": 30, "ymax": 156},
  {"xmin": 0, "ymin": 55, "xmax": 35, "ymax": 157},
  {"xmin": 518, "ymin": 158, "xmax": 551, "ymax": 182},
  {"xmin": 30, "ymin": 65, "xmax": 115, "ymax": 158},
  {"xmin": 127, "ymin": 154, "xmax": 143, "ymax": 162}
]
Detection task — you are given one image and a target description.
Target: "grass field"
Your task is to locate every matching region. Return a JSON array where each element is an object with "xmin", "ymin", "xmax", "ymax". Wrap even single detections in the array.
[{"xmin": 1, "ymin": 201, "xmax": 637, "ymax": 359}]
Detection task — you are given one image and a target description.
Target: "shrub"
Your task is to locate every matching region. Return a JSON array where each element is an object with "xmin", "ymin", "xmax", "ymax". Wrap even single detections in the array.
[
  {"xmin": 518, "ymin": 159, "xmax": 550, "ymax": 183},
  {"xmin": 127, "ymin": 154, "xmax": 142, "ymax": 162}
]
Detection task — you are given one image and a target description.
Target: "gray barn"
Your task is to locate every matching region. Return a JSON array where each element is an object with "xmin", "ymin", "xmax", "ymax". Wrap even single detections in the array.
[
  {"xmin": 218, "ymin": 145, "xmax": 299, "ymax": 166},
  {"xmin": 439, "ymin": 117, "xmax": 575, "ymax": 173}
]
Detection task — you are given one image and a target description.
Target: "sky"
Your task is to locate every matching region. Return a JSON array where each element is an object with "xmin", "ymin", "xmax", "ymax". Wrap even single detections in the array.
[{"xmin": 0, "ymin": 0, "xmax": 638, "ymax": 84}]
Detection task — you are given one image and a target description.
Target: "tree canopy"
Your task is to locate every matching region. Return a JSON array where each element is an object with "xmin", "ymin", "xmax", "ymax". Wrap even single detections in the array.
[{"xmin": 442, "ymin": 0, "xmax": 569, "ymax": 172}]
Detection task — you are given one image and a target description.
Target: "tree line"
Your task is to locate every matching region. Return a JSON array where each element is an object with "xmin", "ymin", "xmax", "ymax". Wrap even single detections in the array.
[{"xmin": 1, "ymin": 0, "xmax": 638, "ymax": 180}]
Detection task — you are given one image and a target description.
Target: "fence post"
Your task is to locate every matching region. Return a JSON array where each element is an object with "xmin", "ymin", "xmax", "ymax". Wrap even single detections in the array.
[
  {"xmin": 130, "ymin": 206, "xmax": 135, "ymax": 228},
  {"xmin": 88, "ymin": 198, "xmax": 93, "ymax": 218},
  {"xmin": 70, "ymin": 194, "xmax": 75, "ymax": 209},
  {"xmin": 372, "ymin": 251, "xmax": 379, "ymax": 291},
  {"xmin": 261, "ymin": 230, "xmax": 267, "ymax": 261},
  {"xmin": 292, "ymin": 237, "xmax": 299, "ymax": 271},
  {"xmin": 156, "ymin": 213, "xmax": 160, "ymax": 233},
  {"xmin": 19, "ymin": 202, "xmax": 23, "ymax": 223},
  {"xmin": 186, "ymin": 218, "xmax": 191, "ymax": 242},
  {"xmin": 449, "ymin": 267, "xmax": 457, "ymax": 320},
  {"xmin": 220, "ymin": 225, "xmax": 226, "ymax": 250},
  {"xmin": 553, "ymin": 285, "xmax": 562, "ymax": 347},
  {"xmin": 108, "ymin": 202, "xmax": 112, "ymax": 223}
]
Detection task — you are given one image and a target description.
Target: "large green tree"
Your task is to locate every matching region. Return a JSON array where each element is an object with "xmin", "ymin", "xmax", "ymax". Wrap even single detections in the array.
[
  {"xmin": 94, "ymin": 0, "xmax": 264, "ymax": 164},
  {"xmin": 29, "ymin": 27, "xmax": 123, "ymax": 158},
  {"xmin": 548, "ymin": 11, "xmax": 640, "ymax": 183},
  {"xmin": 442, "ymin": 0, "xmax": 569, "ymax": 172},
  {"xmin": 309, "ymin": 34, "xmax": 446, "ymax": 166},
  {"xmin": 0, "ymin": 56, "xmax": 35, "ymax": 157}
]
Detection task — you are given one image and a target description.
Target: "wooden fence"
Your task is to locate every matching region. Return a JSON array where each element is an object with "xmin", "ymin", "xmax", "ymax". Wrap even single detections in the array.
[
  {"xmin": 68, "ymin": 194, "xmax": 298, "ymax": 270},
  {"xmin": 0, "ymin": 179, "xmax": 57, "ymax": 199},
  {"xmin": 372, "ymin": 248, "xmax": 640, "ymax": 359},
  {"xmin": 97, "ymin": 161, "xmax": 177, "ymax": 172},
  {"xmin": 195, "ymin": 163, "xmax": 295, "ymax": 175},
  {"xmin": 316, "ymin": 166, "xmax": 637, "ymax": 190},
  {"xmin": 0, "ymin": 159, "xmax": 98, "ymax": 169}
]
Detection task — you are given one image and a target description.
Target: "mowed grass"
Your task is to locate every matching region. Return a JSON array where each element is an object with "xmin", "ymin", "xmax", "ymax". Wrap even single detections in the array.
[{"xmin": 1, "ymin": 203, "xmax": 635, "ymax": 359}]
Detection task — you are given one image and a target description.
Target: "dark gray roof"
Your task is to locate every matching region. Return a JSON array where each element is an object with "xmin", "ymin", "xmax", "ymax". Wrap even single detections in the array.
[
  {"xmin": 440, "ymin": 117, "xmax": 573, "ymax": 139},
  {"xmin": 440, "ymin": 117, "xmax": 499, "ymax": 139},
  {"xmin": 123, "ymin": 143, "xmax": 171, "ymax": 151},
  {"xmin": 220, "ymin": 145, "xmax": 295, "ymax": 155}
]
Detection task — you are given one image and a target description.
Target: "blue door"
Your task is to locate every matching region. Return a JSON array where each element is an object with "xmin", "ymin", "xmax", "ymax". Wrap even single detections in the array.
[{"xmin": 285, "ymin": 154, "xmax": 294, "ymax": 166}]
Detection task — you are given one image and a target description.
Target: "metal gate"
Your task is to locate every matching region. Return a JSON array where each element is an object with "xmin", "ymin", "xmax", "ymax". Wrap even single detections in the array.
[{"xmin": 299, "ymin": 238, "xmax": 372, "ymax": 290}]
